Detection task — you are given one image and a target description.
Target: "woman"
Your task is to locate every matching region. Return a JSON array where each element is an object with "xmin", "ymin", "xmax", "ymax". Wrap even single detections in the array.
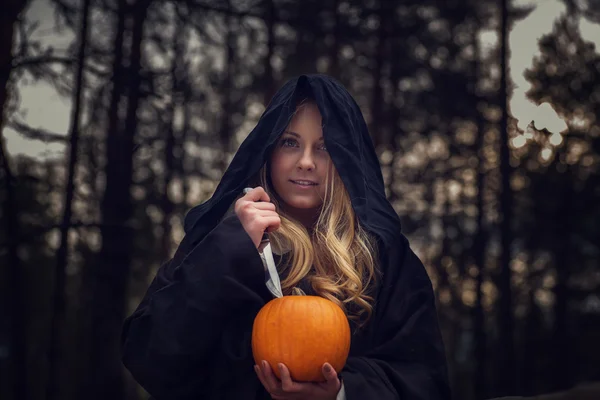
[{"xmin": 121, "ymin": 74, "xmax": 451, "ymax": 400}]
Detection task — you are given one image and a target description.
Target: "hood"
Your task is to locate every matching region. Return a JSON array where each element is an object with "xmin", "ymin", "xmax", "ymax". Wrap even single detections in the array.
[{"xmin": 183, "ymin": 74, "xmax": 402, "ymax": 248}]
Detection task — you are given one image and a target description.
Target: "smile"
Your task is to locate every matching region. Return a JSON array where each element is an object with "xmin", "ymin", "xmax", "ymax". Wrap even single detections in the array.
[{"xmin": 290, "ymin": 180, "xmax": 318, "ymax": 186}]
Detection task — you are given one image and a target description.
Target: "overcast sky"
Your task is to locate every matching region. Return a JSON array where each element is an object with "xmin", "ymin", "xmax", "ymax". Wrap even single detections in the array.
[{"xmin": 4, "ymin": 0, "xmax": 600, "ymax": 159}]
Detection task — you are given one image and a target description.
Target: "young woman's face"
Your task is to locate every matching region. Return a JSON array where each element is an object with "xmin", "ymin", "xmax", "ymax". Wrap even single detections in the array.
[{"xmin": 270, "ymin": 102, "xmax": 331, "ymax": 217}]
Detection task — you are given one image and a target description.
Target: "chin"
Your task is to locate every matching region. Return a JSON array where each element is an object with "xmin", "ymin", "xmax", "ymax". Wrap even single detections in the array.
[{"xmin": 282, "ymin": 195, "xmax": 322, "ymax": 210}]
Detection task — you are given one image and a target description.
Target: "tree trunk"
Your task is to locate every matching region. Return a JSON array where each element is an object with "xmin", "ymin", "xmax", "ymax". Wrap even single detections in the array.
[
  {"xmin": 180, "ymin": 101, "xmax": 191, "ymax": 207},
  {"xmin": 263, "ymin": 0, "xmax": 276, "ymax": 106},
  {"xmin": 551, "ymin": 172, "xmax": 572, "ymax": 391},
  {"xmin": 328, "ymin": 0, "xmax": 340, "ymax": 78},
  {"xmin": 497, "ymin": 0, "xmax": 516, "ymax": 395},
  {"xmin": 47, "ymin": 0, "xmax": 91, "ymax": 398},
  {"xmin": 0, "ymin": 0, "xmax": 29, "ymax": 130},
  {"xmin": 549, "ymin": 4, "xmax": 578, "ymax": 392},
  {"xmin": 472, "ymin": 13, "xmax": 488, "ymax": 400},
  {"xmin": 369, "ymin": 0, "xmax": 388, "ymax": 151},
  {"xmin": 1, "ymin": 3, "xmax": 31, "ymax": 399},
  {"xmin": 387, "ymin": 27, "xmax": 405, "ymax": 206},
  {"xmin": 522, "ymin": 252, "xmax": 541, "ymax": 396},
  {"xmin": 219, "ymin": 1, "xmax": 235, "ymax": 172},
  {"xmin": 161, "ymin": 18, "xmax": 184, "ymax": 261},
  {"xmin": 0, "ymin": 134, "xmax": 27, "ymax": 400},
  {"xmin": 88, "ymin": 0, "xmax": 149, "ymax": 398}
]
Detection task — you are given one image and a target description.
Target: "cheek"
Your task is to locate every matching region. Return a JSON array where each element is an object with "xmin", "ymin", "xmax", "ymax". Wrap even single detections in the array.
[
  {"xmin": 275, "ymin": 152, "xmax": 297, "ymax": 165},
  {"xmin": 270, "ymin": 155, "xmax": 288, "ymax": 182}
]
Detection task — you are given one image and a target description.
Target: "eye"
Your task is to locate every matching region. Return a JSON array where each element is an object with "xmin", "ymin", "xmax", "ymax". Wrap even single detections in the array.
[
  {"xmin": 280, "ymin": 138, "xmax": 298, "ymax": 148},
  {"xmin": 318, "ymin": 142, "xmax": 327, "ymax": 151}
]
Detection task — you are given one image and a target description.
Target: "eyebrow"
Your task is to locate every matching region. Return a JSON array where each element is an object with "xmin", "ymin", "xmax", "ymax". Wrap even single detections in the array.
[{"xmin": 283, "ymin": 131, "xmax": 324, "ymax": 141}]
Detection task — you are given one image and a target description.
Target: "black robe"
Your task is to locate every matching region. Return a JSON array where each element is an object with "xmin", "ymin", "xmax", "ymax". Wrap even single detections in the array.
[{"xmin": 121, "ymin": 74, "xmax": 452, "ymax": 400}]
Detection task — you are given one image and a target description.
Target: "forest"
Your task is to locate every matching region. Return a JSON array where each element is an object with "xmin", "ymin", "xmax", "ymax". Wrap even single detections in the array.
[{"xmin": 1, "ymin": 0, "xmax": 599, "ymax": 399}]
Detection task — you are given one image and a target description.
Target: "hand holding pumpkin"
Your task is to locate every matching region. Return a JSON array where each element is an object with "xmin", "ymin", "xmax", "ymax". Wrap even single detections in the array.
[{"xmin": 255, "ymin": 360, "xmax": 341, "ymax": 400}]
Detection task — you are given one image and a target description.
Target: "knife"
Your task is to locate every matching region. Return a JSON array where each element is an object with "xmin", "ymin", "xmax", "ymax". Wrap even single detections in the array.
[{"xmin": 243, "ymin": 187, "xmax": 283, "ymax": 298}]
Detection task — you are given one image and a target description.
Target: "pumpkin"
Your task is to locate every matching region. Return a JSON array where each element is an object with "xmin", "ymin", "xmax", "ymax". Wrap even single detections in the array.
[{"xmin": 251, "ymin": 295, "xmax": 351, "ymax": 382}]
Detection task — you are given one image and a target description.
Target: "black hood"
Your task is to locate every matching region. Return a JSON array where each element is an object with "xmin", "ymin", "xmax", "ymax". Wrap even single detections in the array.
[{"xmin": 184, "ymin": 74, "xmax": 402, "ymax": 248}]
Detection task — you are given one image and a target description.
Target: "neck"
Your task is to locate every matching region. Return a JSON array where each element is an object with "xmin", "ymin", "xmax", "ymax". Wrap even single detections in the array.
[{"xmin": 283, "ymin": 205, "xmax": 320, "ymax": 231}]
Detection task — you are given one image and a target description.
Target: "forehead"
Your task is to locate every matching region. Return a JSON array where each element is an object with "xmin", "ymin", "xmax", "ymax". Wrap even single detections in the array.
[{"xmin": 285, "ymin": 102, "xmax": 323, "ymax": 139}]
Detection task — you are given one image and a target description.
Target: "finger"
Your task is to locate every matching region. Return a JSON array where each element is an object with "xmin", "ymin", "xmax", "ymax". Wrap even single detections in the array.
[
  {"xmin": 322, "ymin": 363, "xmax": 340, "ymax": 387},
  {"xmin": 256, "ymin": 364, "xmax": 283, "ymax": 398},
  {"xmin": 278, "ymin": 363, "xmax": 302, "ymax": 393},
  {"xmin": 256, "ymin": 210, "xmax": 280, "ymax": 219},
  {"xmin": 261, "ymin": 361, "xmax": 282, "ymax": 392},
  {"xmin": 239, "ymin": 206, "xmax": 277, "ymax": 222},
  {"xmin": 244, "ymin": 186, "xmax": 270, "ymax": 203},
  {"xmin": 259, "ymin": 216, "xmax": 281, "ymax": 233},
  {"xmin": 251, "ymin": 202, "xmax": 277, "ymax": 212},
  {"xmin": 254, "ymin": 364, "xmax": 270, "ymax": 390}
]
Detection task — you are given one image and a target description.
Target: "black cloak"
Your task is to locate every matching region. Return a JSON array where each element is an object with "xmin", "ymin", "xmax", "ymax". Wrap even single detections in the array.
[{"xmin": 121, "ymin": 74, "xmax": 452, "ymax": 400}]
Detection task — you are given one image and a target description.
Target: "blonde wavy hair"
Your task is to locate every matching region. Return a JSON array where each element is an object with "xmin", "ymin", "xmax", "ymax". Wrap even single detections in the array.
[{"xmin": 256, "ymin": 153, "xmax": 379, "ymax": 325}]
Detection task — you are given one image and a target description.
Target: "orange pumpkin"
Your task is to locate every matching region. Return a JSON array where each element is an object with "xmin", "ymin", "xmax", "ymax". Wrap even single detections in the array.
[{"xmin": 251, "ymin": 295, "xmax": 351, "ymax": 382}]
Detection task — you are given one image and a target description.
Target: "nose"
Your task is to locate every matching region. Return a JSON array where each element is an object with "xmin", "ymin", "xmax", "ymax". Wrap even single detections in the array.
[{"xmin": 297, "ymin": 148, "xmax": 316, "ymax": 171}]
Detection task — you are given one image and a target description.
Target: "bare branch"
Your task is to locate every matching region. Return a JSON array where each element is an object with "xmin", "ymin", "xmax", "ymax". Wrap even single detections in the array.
[
  {"xmin": 12, "ymin": 55, "xmax": 109, "ymax": 77},
  {"xmin": 8, "ymin": 120, "xmax": 68, "ymax": 143},
  {"xmin": 183, "ymin": 0, "xmax": 263, "ymax": 19},
  {"xmin": 12, "ymin": 55, "xmax": 74, "ymax": 69}
]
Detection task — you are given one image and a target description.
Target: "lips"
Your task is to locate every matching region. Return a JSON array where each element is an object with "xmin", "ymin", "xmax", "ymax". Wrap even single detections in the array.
[{"xmin": 290, "ymin": 179, "xmax": 318, "ymax": 186}]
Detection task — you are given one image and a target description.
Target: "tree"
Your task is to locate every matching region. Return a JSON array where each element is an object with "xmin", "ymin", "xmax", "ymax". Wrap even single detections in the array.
[
  {"xmin": 1, "ymin": 2, "xmax": 33, "ymax": 399},
  {"xmin": 524, "ymin": 14, "xmax": 600, "ymax": 392},
  {"xmin": 497, "ymin": 0, "xmax": 517, "ymax": 395},
  {"xmin": 47, "ymin": 1, "xmax": 91, "ymax": 398},
  {"xmin": 87, "ymin": 0, "xmax": 152, "ymax": 397}
]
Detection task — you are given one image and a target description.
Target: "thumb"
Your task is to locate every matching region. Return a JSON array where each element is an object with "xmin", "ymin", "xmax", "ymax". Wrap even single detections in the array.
[
  {"xmin": 243, "ymin": 186, "xmax": 270, "ymax": 203},
  {"xmin": 322, "ymin": 363, "xmax": 339, "ymax": 383}
]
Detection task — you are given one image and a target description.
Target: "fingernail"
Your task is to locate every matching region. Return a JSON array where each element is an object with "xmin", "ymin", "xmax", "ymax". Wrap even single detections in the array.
[
  {"xmin": 262, "ymin": 360, "xmax": 268, "ymax": 369},
  {"xmin": 324, "ymin": 364, "xmax": 331, "ymax": 372},
  {"xmin": 278, "ymin": 363, "xmax": 284, "ymax": 371}
]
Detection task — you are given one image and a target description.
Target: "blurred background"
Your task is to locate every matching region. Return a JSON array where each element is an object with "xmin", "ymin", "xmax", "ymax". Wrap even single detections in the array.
[{"xmin": 1, "ymin": 0, "xmax": 599, "ymax": 399}]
